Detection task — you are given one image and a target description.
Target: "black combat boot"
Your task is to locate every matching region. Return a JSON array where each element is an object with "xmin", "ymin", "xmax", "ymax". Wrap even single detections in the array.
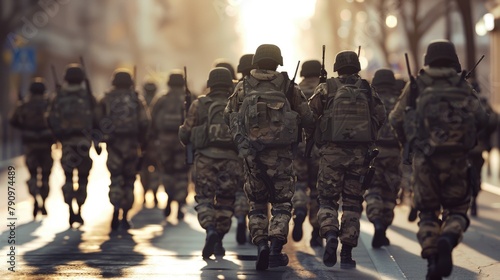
[
  {"xmin": 236, "ymin": 215, "xmax": 247, "ymax": 245},
  {"xmin": 323, "ymin": 231, "xmax": 339, "ymax": 267},
  {"xmin": 408, "ymin": 207, "xmax": 418, "ymax": 222},
  {"xmin": 202, "ymin": 226, "xmax": 219, "ymax": 259},
  {"xmin": 177, "ymin": 202, "xmax": 185, "ymax": 221},
  {"xmin": 436, "ymin": 234, "xmax": 457, "ymax": 277},
  {"xmin": 292, "ymin": 208, "xmax": 307, "ymax": 242},
  {"xmin": 255, "ymin": 239, "xmax": 270, "ymax": 271},
  {"xmin": 340, "ymin": 244, "xmax": 356, "ymax": 269},
  {"xmin": 426, "ymin": 254, "xmax": 441, "ymax": 280},
  {"xmin": 111, "ymin": 209, "xmax": 120, "ymax": 230},
  {"xmin": 121, "ymin": 209, "xmax": 131, "ymax": 229},
  {"xmin": 269, "ymin": 238, "xmax": 289, "ymax": 268},
  {"xmin": 33, "ymin": 199, "xmax": 40, "ymax": 219},
  {"xmin": 310, "ymin": 227, "xmax": 323, "ymax": 248},
  {"xmin": 214, "ymin": 234, "xmax": 226, "ymax": 257},
  {"xmin": 372, "ymin": 219, "xmax": 390, "ymax": 248},
  {"xmin": 164, "ymin": 197, "xmax": 171, "ymax": 218}
]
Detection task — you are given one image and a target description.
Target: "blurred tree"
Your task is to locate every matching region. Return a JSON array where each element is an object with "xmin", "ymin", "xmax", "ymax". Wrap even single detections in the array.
[{"xmin": 455, "ymin": 0, "xmax": 477, "ymax": 76}]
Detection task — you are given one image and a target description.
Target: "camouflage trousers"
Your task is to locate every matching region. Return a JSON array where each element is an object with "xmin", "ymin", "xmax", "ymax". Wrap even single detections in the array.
[
  {"xmin": 24, "ymin": 143, "xmax": 54, "ymax": 200},
  {"xmin": 234, "ymin": 158, "xmax": 250, "ymax": 218},
  {"xmin": 317, "ymin": 143, "xmax": 370, "ymax": 247},
  {"xmin": 291, "ymin": 144, "xmax": 320, "ymax": 228},
  {"xmin": 412, "ymin": 151, "xmax": 471, "ymax": 258},
  {"xmin": 243, "ymin": 147, "xmax": 295, "ymax": 245},
  {"xmin": 61, "ymin": 141, "xmax": 93, "ymax": 207},
  {"xmin": 365, "ymin": 147, "xmax": 402, "ymax": 228},
  {"xmin": 158, "ymin": 136, "xmax": 189, "ymax": 203},
  {"xmin": 140, "ymin": 156, "xmax": 161, "ymax": 194},
  {"xmin": 194, "ymin": 154, "xmax": 241, "ymax": 235},
  {"xmin": 107, "ymin": 139, "xmax": 139, "ymax": 211}
]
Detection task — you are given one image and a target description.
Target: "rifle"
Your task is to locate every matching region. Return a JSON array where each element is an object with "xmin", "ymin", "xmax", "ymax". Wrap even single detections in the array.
[
  {"xmin": 286, "ymin": 61, "xmax": 301, "ymax": 158},
  {"xmin": 360, "ymin": 148, "xmax": 379, "ymax": 189},
  {"xmin": 465, "ymin": 55, "xmax": 485, "ymax": 80},
  {"xmin": 357, "ymin": 46, "xmax": 361, "ymax": 57},
  {"xmin": 184, "ymin": 66, "xmax": 194, "ymax": 165},
  {"xmin": 79, "ymin": 56, "xmax": 101, "ymax": 155},
  {"xmin": 402, "ymin": 53, "xmax": 418, "ymax": 165},
  {"xmin": 320, "ymin": 45, "xmax": 327, "ymax": 83}
]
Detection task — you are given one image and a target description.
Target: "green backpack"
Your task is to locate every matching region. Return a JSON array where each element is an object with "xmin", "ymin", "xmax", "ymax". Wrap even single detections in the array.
[
  {"xmin": 52, "ymin": 89, "xmax": 93, "ymax": 135},
  {"xmin": 376, "ymin": 86, "xmax": 400, "ymax": 145}
]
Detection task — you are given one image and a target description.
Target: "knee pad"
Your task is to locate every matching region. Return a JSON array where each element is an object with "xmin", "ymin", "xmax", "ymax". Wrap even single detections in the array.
[{"xmin": 27, "ymin": 178, "xmax": 38, "ymax": 196}]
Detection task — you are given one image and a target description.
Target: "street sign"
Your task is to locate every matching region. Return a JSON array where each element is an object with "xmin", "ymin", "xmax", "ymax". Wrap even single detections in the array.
[{"xmin": 11, "ymin": 47, "xmax": 36, "ymax": 73}]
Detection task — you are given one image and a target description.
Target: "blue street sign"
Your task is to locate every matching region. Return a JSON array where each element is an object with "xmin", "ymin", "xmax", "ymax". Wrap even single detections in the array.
[{"xmin": 11, "ymin": 47, "xmax": 36, "ymax": 73}]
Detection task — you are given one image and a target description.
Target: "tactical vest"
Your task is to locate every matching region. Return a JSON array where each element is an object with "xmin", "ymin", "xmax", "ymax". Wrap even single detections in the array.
[
  {"xmin": 51, "ymin": 88, "xmax": 93, "ymax": 135},
  {"xmin": 20, "ymin": 96, "xmax": 50, "ymax": 131},
  {"xmin": 190, "ymin": 93, "xmax": 235, "ymax": 150},
  {"xmin": 318, "ymin": 77, "xmax": 374, "ymax": 144},
  {"xmin": 103, "ymin": 89, "xmax": 140, "ymax": 135},
  {"xmin": 153, "ymin": 90, "xmax": 184, "ymax": 132},
  {"xmin": 239, "ymin": 74, "xmax": 299, "ymax": 149}
]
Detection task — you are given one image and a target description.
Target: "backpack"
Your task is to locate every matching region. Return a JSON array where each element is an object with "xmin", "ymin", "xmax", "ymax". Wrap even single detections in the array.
[
  {"xmin": 239, "ymin": 75, "xmax": 299, "ymax": 148},
  {"xmin": 154, "ymin": 92, "xmax": 184, "ymax": 132},
  {"xmin": 376, "ymin": 87, "xmax": 399, "ymax": 145},
  {"xmin": 53, "ymin": 89, "xmax": 93, "ymax": 134},
  {"xmin": 414, "ymin": 75, "xmax": 477, "ymax": 155},
  {"xmin": 318, "ymin": 78, "xmax": 373, "ymax": 143},
  {"xmin": 104, "ymin": 89, "xmax": 139, "ymax": 135},
  {"xmin": 20, "ymin": 97, "xmax": 49, "ymax": 131},
  {"xmin": 190, "ymin": 95, "xmax": 234, "ymax": 149}
]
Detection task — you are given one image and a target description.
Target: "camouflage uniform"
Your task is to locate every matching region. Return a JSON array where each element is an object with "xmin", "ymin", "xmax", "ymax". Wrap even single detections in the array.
[
  {"xmin": 9, "ymin": 79, "xmax": 55, "ymax": 218},
  {"xmin": 150, "ymin": 74, "xmax": 189, "ymax": 219},
  {"xmin": 225, "ymin": 67, "xmax": 314, "ymax": 269},
  {"xmin": 389, "ymin": 40, "xmax": 488, "ymax": 279},
  {"xmin": 179, "ymin": 67, "xmax": 240, "ymax": 258},
  {"xmin": 98, "ymin": 70, "xmax": 150, "ymax": 230},
  {"xmin": 307, "ymin": 51, "xmax": 386, "ymax": 269},
  {"xmin": 47, "ymin": 65, "xmax": 98, "ymax": 227},
  {"xmin": 139, "ymin": 82, "xmax": 161, "ymax": 206},
  {"xmin": 291, "ymin": 72, "xmax": 321, "ymax": 245},
  {"xmin": 364, "ymin": 69, "xmax": 402, "ymax": 248}
]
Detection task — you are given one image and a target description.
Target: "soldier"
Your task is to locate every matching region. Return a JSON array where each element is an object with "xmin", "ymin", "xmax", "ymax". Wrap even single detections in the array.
[
  {"xmin": 139, "ymin": 81, "xmax": 162, "ymax": 207},
  {"xmin": 47, "ymin": 64, "xmax": 99, "ymax": 227},
  {"xmin": 150, "ymin": 71, "xmax": 190, "ymax": 221},
  {"xmin": 389, "ymin": 40, "xmax": 487, "ymax": 279},
  {"xmin": 224, "ymin": 44, "xmax": 314, "ymax": 270},
  {"xmin": 364, "ymin": 69, "xmax": 402, "ymax": 248},
  {"xmin": 307, "ymin": 51, "xmax": 386, "ymax": 269},
  {"xmin": 10, "ymin": 78, "xmax": 55, "ymax": 219},
  {"xmin": 98, "ymin": 69, "xmax": 150, "ymax": 230},
  {"xmin": 291, "ymin": 60, "xmax": 322, "ymax": 247},
  {"xmin": 179, "ymin": 67, "xmax": 240, "ymax": 259}
]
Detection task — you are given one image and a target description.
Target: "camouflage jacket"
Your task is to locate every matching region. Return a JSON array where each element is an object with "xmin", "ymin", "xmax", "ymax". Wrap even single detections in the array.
[
  {"xmin": 299, "ymin": 76, "xmax": 320, "ymax": 100},
  {"xmin": 10, "ymin": 94, "xmax": 55, "ymax": 143}
]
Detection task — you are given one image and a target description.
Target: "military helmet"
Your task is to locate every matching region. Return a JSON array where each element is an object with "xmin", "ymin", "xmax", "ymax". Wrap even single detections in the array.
[
  {"xmin": 29, "ymin": 77, "xmax": 46, "ymax": 94},
  {"xmin": 143, "ymin": 82, "xmax": 157, "ymax": 92},
  {"xmin": 64, "ymin": 63, "xmax": 85, "ymax": 84},
  {"xmin": 424, "ymin": 40, "xmax": 461, "ymax": 72},
  {"xmin": 207, "ymin": 67, "xmax": 233, "ymax": 88},
  {"xmin": 112, "ymin": 69, "xmax": 133, "ymax": 88},
  {"xmin": 252, "ymin": 44, "xmax": 283, "ymax": 66},
  {"xmin": 237, "ymin": 54, "xmax": 255, "ymax": 74},
  {"xmin": 372, "ymin": 69, "xmax": 396, "ymax": 87},
  {"xmin": 167, "ymin": 72, "xmax": 185, "ymax": 87},
  {"xmin": 300, "ymin": 60, "xmax": 321, "ymax": 77},
  {"xmin": 333, "ymin": 51, "xmax": 360, "ymax": 72},
  {"xmin": 215, "ymin": 61, "xmax": 237, "ymax": 80}
]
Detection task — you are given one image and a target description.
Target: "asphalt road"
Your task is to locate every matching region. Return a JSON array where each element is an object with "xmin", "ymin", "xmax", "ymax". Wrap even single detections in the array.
[{"xmin": 0, "ymin": 147, "xmax": 499, "ymax": 279}]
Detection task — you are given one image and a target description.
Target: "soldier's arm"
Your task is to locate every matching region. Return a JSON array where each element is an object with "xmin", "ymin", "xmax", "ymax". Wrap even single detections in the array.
[
  {"xmin": 370, "ymin": 86, "xmax": 387, "ymax": 131},
  {"xmin": 179, "ymin": 99, "xmax": 199, "ymax": 146},
  {"xmin": 291, "ymin": 85, "xmax": 314, "ymax": 129},
  {"xmin": 388, "ymin": 82, "xmax": 411, "ymax": 144},
  {"xmin": 304, "ymin": 83, "xmax": 326, "ymax": 137},
  {"xmin": 224, "ymin": 81, "xmax": 243, "ymax": 125}
]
